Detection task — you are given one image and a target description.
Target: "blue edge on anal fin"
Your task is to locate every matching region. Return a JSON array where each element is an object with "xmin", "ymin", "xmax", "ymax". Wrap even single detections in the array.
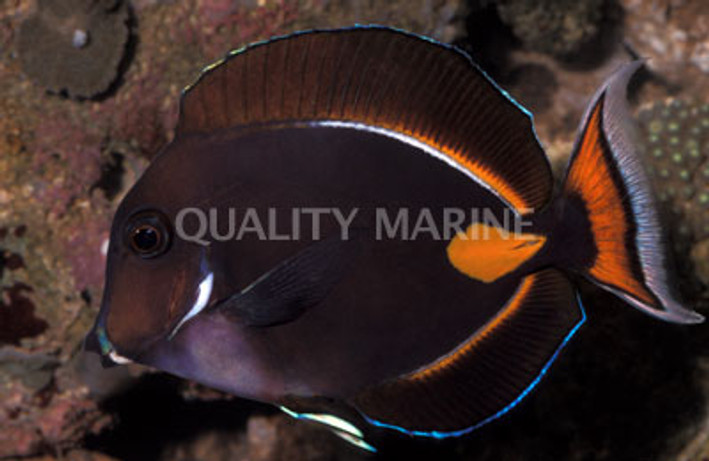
[{"xmin": 363, "ymin": 295, "xmax": 587, "ymax": 439}]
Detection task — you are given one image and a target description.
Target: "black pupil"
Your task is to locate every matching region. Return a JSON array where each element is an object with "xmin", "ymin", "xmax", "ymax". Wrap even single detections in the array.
[{"xmin": 133, "ymin": 226, "xmax": 159, "ymax": 251}]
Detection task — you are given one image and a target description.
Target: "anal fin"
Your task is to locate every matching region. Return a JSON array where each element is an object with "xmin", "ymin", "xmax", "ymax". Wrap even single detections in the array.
[{"xmin": 351, "ymin": 268, "xmax": 585, "ymax": 437}]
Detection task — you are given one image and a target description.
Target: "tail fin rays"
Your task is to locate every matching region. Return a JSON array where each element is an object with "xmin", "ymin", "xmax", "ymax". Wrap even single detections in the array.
[{"xmin": 562, "ymin": 61, "xmax": 703, "ymax": 325}]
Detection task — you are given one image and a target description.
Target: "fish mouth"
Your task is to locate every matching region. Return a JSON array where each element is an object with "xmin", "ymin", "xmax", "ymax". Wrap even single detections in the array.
[{"xmin": 83, "ymin": 325, "xmax": 135, "ymax": 368}]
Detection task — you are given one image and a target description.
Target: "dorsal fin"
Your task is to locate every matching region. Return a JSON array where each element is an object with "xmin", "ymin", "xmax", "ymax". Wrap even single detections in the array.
[{"xmin": 177, "ymin": 27, "xmax": 553, "ymax": 212}]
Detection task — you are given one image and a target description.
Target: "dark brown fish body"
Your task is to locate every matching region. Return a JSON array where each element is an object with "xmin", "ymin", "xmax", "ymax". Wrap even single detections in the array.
[
  {"xmin": 86, "ymin": 27, "xmax": 702, "ymax": 449},
  {"xmin": 114, "ymin": 124, "xmax": 518, "ymax": 397}
]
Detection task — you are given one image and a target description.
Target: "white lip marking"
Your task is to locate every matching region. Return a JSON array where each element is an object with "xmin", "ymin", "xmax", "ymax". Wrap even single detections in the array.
[
  {"xmin": 170, "ymin": 272, "xmax": 214, "ymax": 339},
  {"xmin": 108, "ymin": 350, "xmax": 133, "ymax": 365}
]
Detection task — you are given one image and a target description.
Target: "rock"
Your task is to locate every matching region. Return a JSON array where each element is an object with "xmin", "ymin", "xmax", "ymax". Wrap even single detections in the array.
[
  {"xmin": 693, "ymin": 238, "xmax": 709, "ymax": 287},
  {"xmin": 160, "ymin": 412, "xmax": 355, "ymax": 461},
  {"xmin": 621, "ymin": 0, "xmax": 709, "ymax": 93},
  {"xmin": 496, "ymin": 0, "xmax": 603, "ymax": 57}
]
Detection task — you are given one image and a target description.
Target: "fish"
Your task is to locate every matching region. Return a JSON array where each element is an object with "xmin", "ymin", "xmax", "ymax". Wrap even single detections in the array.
[{"xmin": 84, "ymin": 26, "xmax": 703, "ymax": 450}]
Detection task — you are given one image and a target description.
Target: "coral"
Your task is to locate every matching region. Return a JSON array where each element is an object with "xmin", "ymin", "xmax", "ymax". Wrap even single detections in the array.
[
  {"xmin": 0, "ymin": 282, "xmax": 48, "ymax": 346},
  {"xmin": 496, "ymin": 0, "xmax": 603, "ymax": 57},
  {"xmin": 638, "ymin": 100, "xmax": 709, "ymax": 240},
  {"xmin": 29, "ymin": 111, "xmax": 104, "ymax": 218},
  {"xmin": 0, "ymin": 225, "xmax": 48, "ymax": 349},
  {"xmin": 693, "ymin": 239, "xmax": 709, "ymax": 289},
  {"xmin": 172, "ymin": 0, "xmax": 301, "ymax": 61},
  {"xmin": 0, "ymin": 379, "xmax": 110, "ymax": 458},
  {"xmin": 297, "ymin": 0, "xmax": 466, "ymax": 44},
  {"xmin": 0, "ymin": 104, "xmax": 115, "ymax": 458},
  {"xmin": 621, "ymin": 0, "xmax": 709, "ymax": 95},
  {"xmin": 0, "ymin": 348, "xmax": 59, "ymax": 392},
  {"xmin": 61, "ymin": 203, "xmax": 112, "ymax": 292},
  {"xmin": 161, "ymin": 414, "xmax": 345, "ymax": 461},
  {"xmin": 17, "ymin": 0, "xmax": 130, "ymax": 98},
  {"xmin": 99, "ymin": 65, "xmax": 178, "ymax": 156},
  {"xmin": 637, "ymin": 99, "xmax": 709, "ymax": 290}
]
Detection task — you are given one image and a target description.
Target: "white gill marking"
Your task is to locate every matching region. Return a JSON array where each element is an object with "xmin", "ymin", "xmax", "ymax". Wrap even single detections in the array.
[{"xmin": 169, "ymin": 272, "xmax": 214, "ymax": 339}]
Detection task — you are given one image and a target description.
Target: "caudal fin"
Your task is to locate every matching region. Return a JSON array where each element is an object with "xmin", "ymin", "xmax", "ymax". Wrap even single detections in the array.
[{"xmin": 561, "ymin": 61, "xmax": 703, "ymax": 324}]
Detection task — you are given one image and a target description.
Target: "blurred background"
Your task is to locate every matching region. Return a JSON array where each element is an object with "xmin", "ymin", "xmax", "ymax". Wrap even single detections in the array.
[{"xmin": 1, "ymin": 0, "xmax": 709, "ymax": 459}]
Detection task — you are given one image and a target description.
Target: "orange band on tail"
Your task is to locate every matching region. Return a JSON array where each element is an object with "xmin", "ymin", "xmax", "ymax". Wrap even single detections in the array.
[{"xmin": 564, "ymin": 102, "xmax": 655, "ymax": 306}]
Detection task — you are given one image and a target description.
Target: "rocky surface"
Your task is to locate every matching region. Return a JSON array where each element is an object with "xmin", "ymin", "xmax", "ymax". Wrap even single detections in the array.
[
  {"xmin": 0, "ymin": 0, "xmax": 707, "ymax": 460},
  {"xmin": 496, "ymin": 0, "xmax": 604, "ymax": 57},
  {"xmin": 621, "ymin": 0, "xmax": 709, "ymax": 96}
]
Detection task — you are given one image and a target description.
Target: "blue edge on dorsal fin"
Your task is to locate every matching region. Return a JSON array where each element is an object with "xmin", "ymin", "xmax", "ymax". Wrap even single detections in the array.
[{"xmin": 184, "ymin": 24, "xmax": 545, "ymax": 160}]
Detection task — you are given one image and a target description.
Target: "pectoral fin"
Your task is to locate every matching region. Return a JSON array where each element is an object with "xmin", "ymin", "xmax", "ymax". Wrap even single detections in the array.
[{"xmin": 216, "ymin": 235, "xmax": 359, "ymax": 327}]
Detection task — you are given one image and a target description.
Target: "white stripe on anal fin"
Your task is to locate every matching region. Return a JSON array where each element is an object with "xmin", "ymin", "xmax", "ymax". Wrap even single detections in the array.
[
  {"xmin": 280, "ymin": 406, "xmax": 363, "ymax": 438},
  {"xmin": 279, "ymin": 406, "xmax": 376, "ymax": 452}
]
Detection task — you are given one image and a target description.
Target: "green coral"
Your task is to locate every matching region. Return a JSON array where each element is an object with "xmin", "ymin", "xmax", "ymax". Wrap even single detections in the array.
[
  {"xmin": 638, "ymin": 100, "xmax": 709, "ymax": 239},
  {"xmin": 637, "ymin": 99, "xmax": 709, "ymax": 292}
]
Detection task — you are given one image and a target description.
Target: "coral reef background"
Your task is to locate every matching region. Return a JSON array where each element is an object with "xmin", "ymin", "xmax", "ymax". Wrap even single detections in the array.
[{"xmin": 0, "ymin": 0, "xmax": 708, "ymax": 460}]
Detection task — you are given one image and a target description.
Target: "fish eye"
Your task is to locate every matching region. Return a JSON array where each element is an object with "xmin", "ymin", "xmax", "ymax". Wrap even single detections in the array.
[{"xmin": 125, "ymin": 211, "xmax": 171, "ymax": 258}]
